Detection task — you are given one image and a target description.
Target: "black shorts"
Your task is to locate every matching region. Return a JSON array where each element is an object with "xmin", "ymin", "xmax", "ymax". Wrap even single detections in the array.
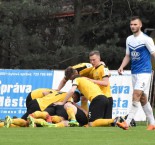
[
  {"xmin": 47, "ymin": 105, "xmax": 88, "ymax": 126},
  {"xmin": 104, "ymin": 97, "xmax": 113, "ymax": 119},
  {"xmin": 75, "ymin": 107, "xmax": 88, "ymax": 126},
  {"xmin": 88, "ymin": 95, "xmax": 109, "ymax": 122},
  {"xmin": 44, "ymin": 104, "xmax": 56, "ymax": 116},
  {"xmin": 26, "ymin": 92, "xmax": 32, "ymax": 108},
  {"xmin": 27, "ymin": 99, "xmax": 41, "ymax": 114}
]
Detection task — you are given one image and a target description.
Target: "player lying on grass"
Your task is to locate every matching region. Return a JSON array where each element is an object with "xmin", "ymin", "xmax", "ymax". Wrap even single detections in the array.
[
  {"xmin": 26, "ymin": 90, "xmax": 88, "ymax": 127},
  {"xmin": 22, "ymin": 90, "xmax": 77, "ymax": 120},
  {"xmin": 22, "ymin": 88, "xmax": 54, "ymax": 120},
  {"xmin": 2, "ymin": 90, "xmax": 81, "ymax": 128}
]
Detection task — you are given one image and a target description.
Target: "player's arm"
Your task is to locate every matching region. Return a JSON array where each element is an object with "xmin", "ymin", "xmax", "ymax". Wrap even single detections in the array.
[
  {"xmin": 152, "ymin": 52, "xmax": 155, "ymax": 59},
  {"xmin": 87, "ymin": 77, "xmax": 109, "ymax": 86},
  {"xmin": 57, "ymin": 77, "xmax": 67, "ymax": 91},
  {"xmin": 55, "ymin": 86, "xmax": 77, "ymax": 105},
  {"xmin": 118, "ymin": 54, "xmax": 130, "ymax": 75}
]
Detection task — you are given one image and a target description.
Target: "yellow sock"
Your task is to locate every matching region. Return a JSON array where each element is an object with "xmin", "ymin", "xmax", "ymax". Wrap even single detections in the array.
[
  {"xmin": 12, "ymin": 118, "xmax": 27, "ymax": 127},
  {"xmin": 56, "ymin": 122, "xmax": 65, "ymax": 127},
  {"xmin": 32, "ymin": 111, "xmax": 48, "ymax": 119},
  {"xmin": 0, "ymin": 122, "xmax": 4, "ymax": 127},
  {"xmin": 91, "ymin": 119, "xmax": 114, "ymax": 127},
  {"xmin": 66, "ymin": 107, "xmax": 76, "ymax": 120},
  {"xmin": 51, "ymin": 116, "xmax": 63, "ymax": 123},
  {"xmin": 10, "ymin": 124, "xmax": 19, "ymax": 127},
  {"xmin": 34, "ymin": 118, "xmax": 47, "ymax": 126}
]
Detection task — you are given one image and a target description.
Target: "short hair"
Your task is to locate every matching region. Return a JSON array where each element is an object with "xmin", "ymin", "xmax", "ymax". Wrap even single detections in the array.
[
  {"xmin": 65, "ymin": 66, "xmax": 77, "ymax": 80},
  {"xmin": 89, "ymin": 50, "xmax": 100, "ymax": 57},
  {"xmin": 130, "ymin": 16, "xmax": 142, "ymax": 23}
]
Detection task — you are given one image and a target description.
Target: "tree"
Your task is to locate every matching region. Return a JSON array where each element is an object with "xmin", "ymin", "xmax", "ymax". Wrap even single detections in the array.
[{"xmin": 0, "ymin": 0, "xmax": 155, "ymax": 69}]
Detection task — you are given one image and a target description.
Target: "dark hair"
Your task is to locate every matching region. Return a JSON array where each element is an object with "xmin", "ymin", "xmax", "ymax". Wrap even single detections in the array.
[
  {"xmin": 65, "ymin": 66, "xmax": 77, "ymax": 80},
  {"xmin": 130, "ymin": 16, "xmax": 142, "ymax": 22},
  {"xmin": 73, "ymin": 91, "xmax": 81, "ymax": 103},
  {"xmin": 89, "ymin": 50, "xmax": 100, "ymax": 57}
]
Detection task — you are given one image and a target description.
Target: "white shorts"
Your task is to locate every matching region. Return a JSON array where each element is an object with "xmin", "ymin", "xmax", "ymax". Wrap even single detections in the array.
[{"xmin": 132, "ymin": 73, "xmax": 152, "ymax": 96}]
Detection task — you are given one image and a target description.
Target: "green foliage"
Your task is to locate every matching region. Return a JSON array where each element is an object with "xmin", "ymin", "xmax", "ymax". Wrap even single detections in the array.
[{"xmin": 0, "ymin": 0, "xmax": 155, "ymax": 69}]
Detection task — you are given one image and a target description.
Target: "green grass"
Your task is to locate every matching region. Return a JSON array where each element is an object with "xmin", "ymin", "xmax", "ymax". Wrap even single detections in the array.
[{"xmin": 0, "ymin": 126, "xmax": 155, "ymax": 145}]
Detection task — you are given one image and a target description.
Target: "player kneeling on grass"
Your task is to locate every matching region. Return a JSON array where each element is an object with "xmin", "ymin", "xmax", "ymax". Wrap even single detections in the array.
[{"xmin": 54, "ymin": 67, "xmax": 121, "ymax": 127}]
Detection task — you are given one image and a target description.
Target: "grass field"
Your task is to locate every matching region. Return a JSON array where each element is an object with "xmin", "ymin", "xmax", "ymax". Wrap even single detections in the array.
[{"xmin": 0, "ymin": 126, "xmax": 155, "ymax": 145}]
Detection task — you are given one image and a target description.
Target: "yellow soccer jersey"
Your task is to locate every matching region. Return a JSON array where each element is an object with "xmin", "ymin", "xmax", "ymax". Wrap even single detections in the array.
[
  {"xmin": 31, "ymin": 88, "xmax": 54, "ymax": 100},
  {"xmin": 89, "ymin": 64, "xmax": 112, "ymax": 98},
  {"xmin": 72, "ymin": 77, "xmax": 104, "ymax": 102},
  {"xmin": 72, "ymin": 63, "xmax": 93, "ymax": 77},
  {"xmin": 37, "ymin": 91, "xmax": 73, "ymax": 111}
]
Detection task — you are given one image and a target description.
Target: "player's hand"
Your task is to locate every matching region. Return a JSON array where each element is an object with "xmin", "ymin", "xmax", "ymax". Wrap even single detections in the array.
[{"xmin": 118, "ymin": 67, "xmax": 123, "ymax": 75}]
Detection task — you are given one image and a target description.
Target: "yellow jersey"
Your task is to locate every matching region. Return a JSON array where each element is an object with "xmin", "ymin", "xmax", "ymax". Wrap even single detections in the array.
[
  {"xmin": 72, "ymin": 63, "xmax": 93, "ymax": 77},
  {"xmin": 37, "ymin": 91, "xmax": 72, "ymax": 111},
  {"xmin": 72, "ymin": 77, "xmax": 104, "ymax": 102},
  {"xmin": 31, "ymin": 88, "xmax": 54, "ymax": 100},
  {"xmin": 89, "ymin": 64, "xmax": 112, "ymax": 98}
]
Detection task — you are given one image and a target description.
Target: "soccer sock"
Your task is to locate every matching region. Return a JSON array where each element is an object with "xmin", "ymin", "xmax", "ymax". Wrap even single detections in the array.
[
  {"xmin": 66, "ymin": 107, "xmax": 76, "ymax": 120},
  {"xmin": 142, "ymin": 102, "xmax": 155, "ymax": 125},
  {"xmin": 126, "ymin": 101, "xmax": 139, "ymax": 126},
  {"xmin": 0, "ymin": 122, "xmax": 4, "ymax": 127},
  {"xmin": 51, "ymin": 116, "xmax": 63, "ymax": 123},
  {"xmin": 91, "ymin": 119, "xmax": 114, "ymax": 127},
  {"xmin": 56, "ymin": 122, "xmax": 65, "ymax": 127},
  {"xmin": 32, "ymin": 111, "xmax": 48, "ymax": 120},
  {"xmin": 12, "ymin": 118, "xmax": 27, "ymax": 127},
  {"xmin": 10, "ymin": 124, "xmax": 19, "ymax": 127},
  {"xmin": 34, "ymin": 118, "xmax": 48, "ymax": 126}
]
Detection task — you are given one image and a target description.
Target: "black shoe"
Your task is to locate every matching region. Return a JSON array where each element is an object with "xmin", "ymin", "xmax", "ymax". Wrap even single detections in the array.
[{"xmin": 112, "ymin": 117, "xmax": 120, "ymax": 127}]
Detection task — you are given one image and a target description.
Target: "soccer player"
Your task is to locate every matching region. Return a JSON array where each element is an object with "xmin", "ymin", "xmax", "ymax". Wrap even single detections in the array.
[
  {"xmin": 117, "ymin": 16, "xmax": 155, "ymax": 130},
  {"xmin": 27, "ymin": 103, "xmax": 88, "ymax": 127},
  {"xmin": 23, "ymin": 90, "xmax": 77, "ymax": 120},
  {"xmin": 22, "ymin": 88, "xmax": 53, "ymax": 119},
  {"xmin": 57, "ymin": 63, "xmax": 93, "ymax": 111},
  {"xmin": 26, "ymin": 88, "xmax": 53, "ymax": 107},
  {"xmin": 88, "ymin": 50, "xmax": 113, "ymax": 119},
  {"xmin": 55, "ymin": 67, "xmax": 118, "ymax": 127}
]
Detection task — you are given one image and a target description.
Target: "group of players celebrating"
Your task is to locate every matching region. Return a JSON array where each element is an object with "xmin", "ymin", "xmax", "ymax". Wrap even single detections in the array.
[{"xmin": 1, "ymin": 50, "xmax": 123, "ymax": 128}]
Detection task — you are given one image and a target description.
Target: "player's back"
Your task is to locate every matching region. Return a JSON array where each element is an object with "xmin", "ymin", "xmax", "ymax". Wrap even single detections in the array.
[
  {"xmin": 31, "ymin": 88, "xmax": 54, "ymax": 100},
  {"xmin": 73, "ymin": 77, "xmax": 104, "ymax": 102},
  {"xmin": 37, "ymin": 91, "xmax": 72, "ymax": 111}
]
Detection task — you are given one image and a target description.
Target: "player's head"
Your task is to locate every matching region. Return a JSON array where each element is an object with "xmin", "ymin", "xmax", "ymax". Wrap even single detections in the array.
[
  {"xmin": 130, "ymin": 16, "xmax": 142, "ymax": 34},
  {"xmin": 73, "ymin": 89, "xmax": 81, "ymax": 103},
  {"xmin": 65, "ymin": 66, "xmax": 78, "ymax": 80},
  {"xmin": 89, "ymin": 50, "xmax": 101, "ymax": 68}
]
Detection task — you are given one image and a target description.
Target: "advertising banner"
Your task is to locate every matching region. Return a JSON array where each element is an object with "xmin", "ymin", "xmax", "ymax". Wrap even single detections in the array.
[
  {"xmin": 0, "ymin": 69, "xmax": 54, "ymax": 119},
  {"xmin": 0, "ymin": 69, "xmax": 150, "ymax": 121}
]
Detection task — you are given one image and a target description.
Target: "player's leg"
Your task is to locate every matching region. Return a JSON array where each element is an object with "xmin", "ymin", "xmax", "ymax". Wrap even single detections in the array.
[
  {"xmin": 104, "ymin": 97, "xmax": 113, "ymax": 119},
  {"xmin": 64, "ymin": 102, "xmax": 79, "ymax": 126},
  {"xmin": 88, "ymin": 95, "xmax": 110, "ymax": 127},
  {"xmin": 117, "ymin": 73, "xmax": 155, "ymax": 130},
  {"xmin": 75, "ymin": 107, "xmax": 88, "ymax": 126}
]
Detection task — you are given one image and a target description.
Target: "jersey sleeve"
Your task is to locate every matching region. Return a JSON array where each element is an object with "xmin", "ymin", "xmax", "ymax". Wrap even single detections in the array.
[
  {"xmin": 101, "ymin": 66, "xmax": 110, "ymax": 78},
  {"xmin": 145, "ymin": 36, "xmax": 155, "ymax": 54},
  {"xmin": 126, "ymin": 37, "xmax": 130, "ymax": 55},
  {"xmin": 72, "ymin": 78, "xmax": 78, "ymax": 86}
]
